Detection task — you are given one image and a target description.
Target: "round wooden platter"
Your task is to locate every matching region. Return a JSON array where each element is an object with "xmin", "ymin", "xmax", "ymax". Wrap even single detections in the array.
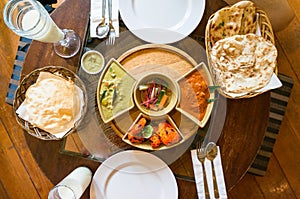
[{"xmin": 106, "ymin": 44, "xmax": 209, "ymax": 150}]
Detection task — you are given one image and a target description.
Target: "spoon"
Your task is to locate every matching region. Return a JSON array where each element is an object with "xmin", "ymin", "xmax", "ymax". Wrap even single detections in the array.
[
  {"xmin": 96, "ymin": 0, "xmax": 109, "ymax": 38},
  {"xmin": 206, "ymin": 142, "xmax": 219, "ymax": 198}
]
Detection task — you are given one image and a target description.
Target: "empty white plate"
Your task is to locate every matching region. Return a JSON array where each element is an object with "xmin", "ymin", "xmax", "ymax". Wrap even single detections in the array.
[
  {"xmin": 90, "ymin": 150, "xmax": 178, "ymax": 199},
  {"xmin": 119, "ymin": 0, "xmax": 206, "ymax": 44}
]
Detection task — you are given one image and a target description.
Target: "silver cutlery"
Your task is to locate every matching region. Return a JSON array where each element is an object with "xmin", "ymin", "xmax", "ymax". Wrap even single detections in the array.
[
  {"xmin": 96, "ymin": 0, "xmax": 109, "ymax": 38},
  {"xmin": 196, "ymin": 141, "xmax": 210, "ymax": 198},
  {"xmin": 206, "ymin": 142, "xmax": 220, "ymax": 198},
  {"xmin": 106, "ymin": 0, "xmax": 116, "ymax": 45}
]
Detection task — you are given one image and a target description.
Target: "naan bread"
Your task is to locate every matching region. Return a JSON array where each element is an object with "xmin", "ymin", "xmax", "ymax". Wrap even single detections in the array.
[
  {"xmin": 210, "ymin": 34, "xmax": 277, "ymax": 95},
  {"xmin": 24, "ymin": 72, "xmax": 82, "ymax": 134},
  {"xmin": 209, "ymin": 6, "xmax": 243, "ymax": 45},
  {"xmin": 209, "ymin": 0, "xmax": 257, "ymax": 45},
  {"xmin": 232, "ymin": 1, "xmax": 257, "ymax": 34}
]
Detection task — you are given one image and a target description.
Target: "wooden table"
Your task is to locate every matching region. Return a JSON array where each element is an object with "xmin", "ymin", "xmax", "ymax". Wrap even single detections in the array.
[{"xmin": 21, "ymin": 0, "xmax": 270, "ymax": 198}]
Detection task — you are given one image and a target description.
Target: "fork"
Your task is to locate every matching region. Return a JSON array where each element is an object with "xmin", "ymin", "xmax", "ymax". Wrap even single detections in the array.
[
  {"xmin": 106, "ymin": 0, "xmax": 116, "ymax": 45},
  {"xmin": 196, "ymin": 141, "xmax": 210, "ymax": 198}
]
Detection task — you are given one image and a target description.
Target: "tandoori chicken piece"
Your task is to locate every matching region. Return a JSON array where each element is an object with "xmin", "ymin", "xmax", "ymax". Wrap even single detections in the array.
[
  {"xmin": 127, "ymin": 117, "xmax": 147, "ymax": 143},
  {"xmin": 157, "ymin": 123, "xmax": 181, "ymax": 146}
]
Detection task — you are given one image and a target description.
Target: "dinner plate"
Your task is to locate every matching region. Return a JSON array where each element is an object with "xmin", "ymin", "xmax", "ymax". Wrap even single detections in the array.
[
  {"xmin": 119, "ymin": 0, "xmax": 206, "ymax": 44},
  {"xmin": 90, "ymin": 150, "xmax": 178, "ymax": 199}
]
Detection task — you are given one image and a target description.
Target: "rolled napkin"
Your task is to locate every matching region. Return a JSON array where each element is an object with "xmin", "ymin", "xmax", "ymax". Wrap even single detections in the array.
[
  {"xmin": 90, "ymin": 0, "xmax": 119, "ymax": 38},
  {"xmin": 191, "ymin": 147, "xmax": 227, "ymax": 199},
  {"xmin": 48, "ymin": 167, "xmax": 92, "ymax": 199}
]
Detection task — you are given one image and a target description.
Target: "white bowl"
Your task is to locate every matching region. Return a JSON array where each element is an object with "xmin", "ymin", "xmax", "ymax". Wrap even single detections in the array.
[
  {"xmin": 81, "ymin": 50, "xmax": 105, "ymax": 74},
  {"xmin": 97, "ymin": 58, "xmax": 137, "ymax": 123},
  {"xmin": 134, "ymin": 72, "xmax": 179, "ymax": 117}
]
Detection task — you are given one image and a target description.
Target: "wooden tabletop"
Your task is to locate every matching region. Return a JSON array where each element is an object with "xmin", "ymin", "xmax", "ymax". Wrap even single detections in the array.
[{"xmin": 22, "ymin": 0, "xmax": 270, "ymax": 198}]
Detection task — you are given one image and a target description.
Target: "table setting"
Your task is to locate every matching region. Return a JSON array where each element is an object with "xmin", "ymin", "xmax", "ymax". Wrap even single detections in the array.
[
  {"xmin": 191, "ymin": 142, "xmax": 227, "ymax": 198},
  {"xmin": 90, "ymin": 0, "xmax": 119, "ymax": 43},
  {"xmin": 3, "ymin": 0, "xmax": 284, "ymax": 198}
]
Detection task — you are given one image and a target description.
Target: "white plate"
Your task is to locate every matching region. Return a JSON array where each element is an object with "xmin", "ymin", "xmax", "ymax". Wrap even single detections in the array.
[
  {"xmin": 90, "ymin": 150, "xmax": 178, "ymax": 199},
  {"xmin": 119, "ymin": 0, "xmax": 206, "ymax": 44}
]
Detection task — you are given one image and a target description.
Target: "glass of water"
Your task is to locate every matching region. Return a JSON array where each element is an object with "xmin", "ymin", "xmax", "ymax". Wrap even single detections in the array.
[{"xmin": 3, "ymin": 0, "xmax": 81, "ymax": 58}]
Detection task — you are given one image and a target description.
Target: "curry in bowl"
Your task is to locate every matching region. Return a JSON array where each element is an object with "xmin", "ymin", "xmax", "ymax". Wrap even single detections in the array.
[
  {"xmin": 97, "ymin": 58, "xmax": 137, "ymax": 123},
  {"xmin": 176, "ymin": 62, "xmax": 215, "ymax": 128}
]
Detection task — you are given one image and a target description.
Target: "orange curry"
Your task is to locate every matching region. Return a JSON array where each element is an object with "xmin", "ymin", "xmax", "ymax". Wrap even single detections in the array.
[{"xmin": 178, "ymin": 70, "xmax": 210, "ymax": 121}]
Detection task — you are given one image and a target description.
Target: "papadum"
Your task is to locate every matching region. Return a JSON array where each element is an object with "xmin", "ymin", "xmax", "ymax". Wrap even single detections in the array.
[{"xmin": 20, "ymin": 72, "xmax": 83, "ymax": 135}]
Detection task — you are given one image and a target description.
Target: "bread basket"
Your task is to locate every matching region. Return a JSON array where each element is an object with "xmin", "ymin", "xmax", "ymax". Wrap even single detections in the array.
[
  {"xmin": 205, "ymin": 5, "xmax": 277, "ymax": 99},
  {"xmin": 13, "ymin": 66, "xmax": 88, "ymax": 140}
]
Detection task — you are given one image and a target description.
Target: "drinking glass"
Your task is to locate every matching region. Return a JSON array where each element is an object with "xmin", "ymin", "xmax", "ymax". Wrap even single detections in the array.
[{"xmin": 3, "ymin": 0, "xmax": 81, "ymax": 58}]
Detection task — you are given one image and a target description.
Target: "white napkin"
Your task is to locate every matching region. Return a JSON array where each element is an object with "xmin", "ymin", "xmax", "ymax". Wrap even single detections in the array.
[
  {"xmin": 90, "ymin": 0, "xmax": 119, "ymax": 38},
  {"xmin": 191, "ymin": 147, "xmax": 227, "ymax": 199},
  {"xmin": 225, "ymin": 73, "xmax": 282, "ymax": 98},
  {"xmin": 255, "ymin": 73, "xmax": 282, "ymax": 93}
]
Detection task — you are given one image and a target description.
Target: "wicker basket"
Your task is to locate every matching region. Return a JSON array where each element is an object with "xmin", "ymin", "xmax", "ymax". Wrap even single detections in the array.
[
  {"xmin": 205, "ymin": 7, "xmax": 277, "ymax": 99},
  {"xmin": 13, "ymin": 66, "xmax": 88, "ymax": 140}
]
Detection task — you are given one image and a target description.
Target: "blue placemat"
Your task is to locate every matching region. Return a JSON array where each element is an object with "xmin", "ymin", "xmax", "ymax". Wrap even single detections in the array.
[{"xmin": 5, "ymin": 37, "xmax": 32, "ymax": 105}]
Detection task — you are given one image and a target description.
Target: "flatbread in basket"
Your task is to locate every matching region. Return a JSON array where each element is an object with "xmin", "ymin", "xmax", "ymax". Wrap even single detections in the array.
[
  {"xmin": 14, "ymin": 66, "xmax": 87, "ymax": 140},
  {"xmin": 210, "ymin": 33, "xmax": 277, "ymax": 95},
  {"xmin": 209, "ymin": 1, "xmax": 256, "ymax": 46},
  {"xmin": 205, "ymin": 0, "xmax": 279, "ymax": 98}
]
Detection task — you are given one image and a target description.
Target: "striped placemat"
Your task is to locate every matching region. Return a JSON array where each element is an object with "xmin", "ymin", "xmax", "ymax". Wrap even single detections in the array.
[
  {"xmin": 5, "ymin": 37, "xmax": 32, "ymax": 105},
  {"xmin": 248, "ymin": 74, "xmax": 294, "ymax": 176}
]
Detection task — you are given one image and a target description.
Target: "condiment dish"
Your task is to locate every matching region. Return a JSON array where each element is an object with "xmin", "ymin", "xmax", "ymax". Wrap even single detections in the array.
[
  {"xmin": 81, "ymin": 50, "xmax": 105, "ymax": 74},
  {"xmin": 134, "ymin": 72, "xmax": 179, "ymax": 117}
]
